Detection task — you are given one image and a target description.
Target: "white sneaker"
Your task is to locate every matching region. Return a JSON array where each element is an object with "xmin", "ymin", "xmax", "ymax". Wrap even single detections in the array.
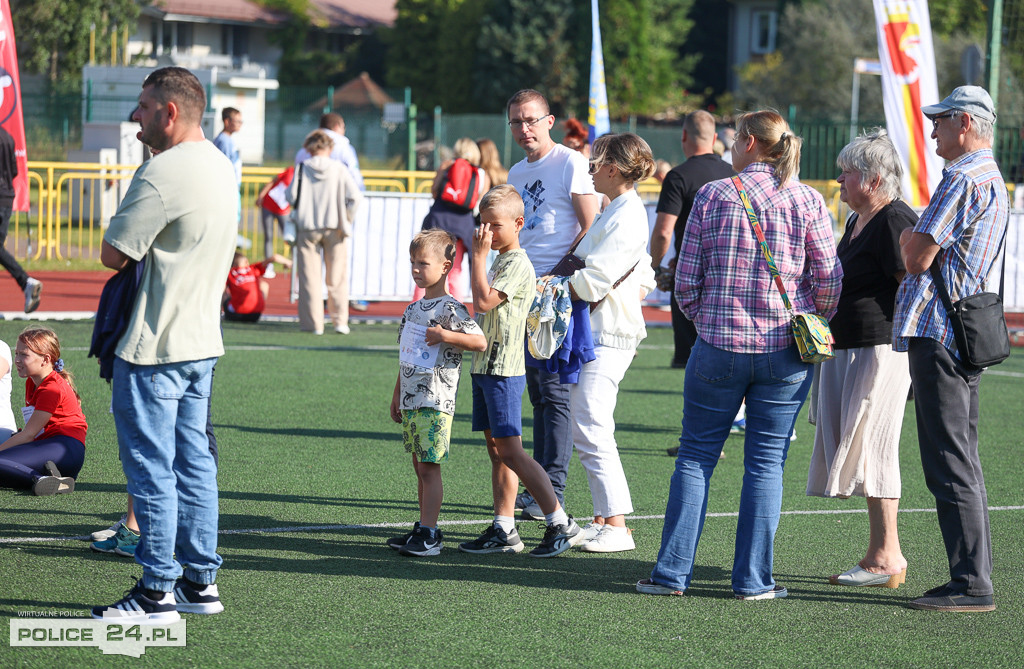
[
  {"xmin": 334, "ymin": 324, "xmax": 350, "ymax": 335},
  {"xmin": 91, "ymin": 514, "xmax": 128, "ymax": 541},
  {"xmin": 580, "ymin": 522, "xmax": 604, "ymax": 542},
  {"xmin": 24, "ymin": 277, "xmax": 42, "ymax": 313},
  {"xmin": 578, "ymin": 526, "xmax": 635, "ymax": 553},
  {"xmin": 264, "ymin": 263, "xmax": 276, "ymax": 279}
]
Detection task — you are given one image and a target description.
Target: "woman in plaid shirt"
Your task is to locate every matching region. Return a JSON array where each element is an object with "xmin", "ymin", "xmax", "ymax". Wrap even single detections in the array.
[{"xmin": 638, "ymin": 110, "xmax": 842, "ymax": 600}]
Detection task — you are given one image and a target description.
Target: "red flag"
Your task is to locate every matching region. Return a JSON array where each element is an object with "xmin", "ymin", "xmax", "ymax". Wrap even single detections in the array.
[{"xmin": 0, "ymin": 0, "xmax": 28, "ymax": 211}]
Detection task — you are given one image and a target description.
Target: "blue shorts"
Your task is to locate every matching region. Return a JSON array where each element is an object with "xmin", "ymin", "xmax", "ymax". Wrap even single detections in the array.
[{"xmin": 471, "ymin": 374, "xmax": 526, "ymax": 438}]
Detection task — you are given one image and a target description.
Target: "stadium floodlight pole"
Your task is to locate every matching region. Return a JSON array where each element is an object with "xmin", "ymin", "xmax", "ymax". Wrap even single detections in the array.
[{"xmin": 985, "ymin": 0, "xmax": 1003, "ymax": 110}]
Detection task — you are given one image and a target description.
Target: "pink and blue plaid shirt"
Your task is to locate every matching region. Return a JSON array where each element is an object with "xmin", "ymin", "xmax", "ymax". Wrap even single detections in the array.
[
  {"xmin": 893, "ymin": 149, "xmax": 1008, "ymax": 355},
  {"xmin": 674, "ymin": 163, "xmax": 842, "ymax": 353}
]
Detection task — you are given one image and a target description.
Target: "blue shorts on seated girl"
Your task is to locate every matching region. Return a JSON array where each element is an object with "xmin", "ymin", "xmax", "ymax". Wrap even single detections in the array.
[
  {"xmin": 401, "ymin": 408, "xmax": 452, "ymax": 464},
  {"xmin": 471, "ymin": 374, "xmax": 526, "ymax": 438}
]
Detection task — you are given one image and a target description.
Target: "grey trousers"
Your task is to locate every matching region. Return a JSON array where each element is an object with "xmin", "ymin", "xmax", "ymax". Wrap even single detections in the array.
[{"xmin": 907, "ymin": 337, "xmax": 992, "ymax": 596}]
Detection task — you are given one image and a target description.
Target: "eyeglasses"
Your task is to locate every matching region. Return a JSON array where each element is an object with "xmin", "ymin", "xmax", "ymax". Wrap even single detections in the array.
[
  {"xmin": 931, "ymin": 112, "xmax": 956, "ymax": 128},
  {"xmin": 508, "ymin": 115, "xmax": 551, "ymax": 130},
  {"xmin": 588, "ymin": 161, "xmax": 603, "ymax": 175}
]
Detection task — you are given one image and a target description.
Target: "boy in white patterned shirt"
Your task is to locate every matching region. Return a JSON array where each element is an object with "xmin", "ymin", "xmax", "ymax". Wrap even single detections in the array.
[{"xmin": 389, "ymin": 230, "xmax": 486, "ymax": 557}]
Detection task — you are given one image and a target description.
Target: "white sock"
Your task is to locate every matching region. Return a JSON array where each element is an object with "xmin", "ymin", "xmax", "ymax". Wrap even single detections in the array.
[
  {"xmin": 735, "ymin": 403, "xmax": 746, "ymax": 421},
  {"xmin": 494, "ymin": 515, "xmax": 515, "ymax": 533},
  {"xmin": 545, "ymin": 508, "xmax": 569, "ymax": 527}
]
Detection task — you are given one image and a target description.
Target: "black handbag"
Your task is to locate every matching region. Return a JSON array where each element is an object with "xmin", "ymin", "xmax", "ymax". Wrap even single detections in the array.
[
  {"xmin": 549, "ymin": 238, "xmax": 586, "ymax": 277},
  {"xmin": 928, "ymin": 248, "xmax": 1010, "ymax": 370}
]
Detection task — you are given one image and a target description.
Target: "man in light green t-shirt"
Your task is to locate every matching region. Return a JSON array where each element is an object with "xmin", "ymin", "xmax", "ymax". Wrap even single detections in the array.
[{"xmin": 93, "ymin": 67, "xmax": 236, "ymax": 623}]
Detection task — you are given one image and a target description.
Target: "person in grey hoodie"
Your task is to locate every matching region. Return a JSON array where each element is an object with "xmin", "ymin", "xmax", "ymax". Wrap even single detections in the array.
[{"xmin": 288, "ymin": 130, "xmax": 363, "ymax": 335}]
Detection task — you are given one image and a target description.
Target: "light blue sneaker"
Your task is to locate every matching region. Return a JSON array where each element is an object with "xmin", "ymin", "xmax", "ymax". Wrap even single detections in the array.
[{"xmin": 90, "ymin": 523, "xmax": 140, "ymax": 557}]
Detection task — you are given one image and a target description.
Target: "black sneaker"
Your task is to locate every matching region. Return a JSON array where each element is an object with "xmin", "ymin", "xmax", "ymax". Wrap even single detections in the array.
[
  {"xmin": 173, "ymin": 578, "xmax": 224, "ymax": 614},
  {"xmin": 529, "ymin": 519, "xmax": 584, "ymax": 558},
  {"xmin": 91, "ymin": 579, "xmax": 180, "ymax": 625},
  {"xmin": 398, "ymin": 526, "xmax": 443, "ymax": 557},
  {"xmin": 458, "ymin": 524, "xmax": 525, "ymax": 554},
  {"xmin": 387, "ymin": 522, "xmax": 421, "ymax": 550},
  {"xmin": 908, "ymin": 585, "xmax": 996, "ymax": 612}
]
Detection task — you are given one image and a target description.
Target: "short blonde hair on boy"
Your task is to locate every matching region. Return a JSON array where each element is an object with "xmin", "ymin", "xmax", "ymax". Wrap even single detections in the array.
[
  {"xmin": 410, "ymin": 229, "xmax": 457, "ymax": 263},
  {"xmin": 478, "ymin": 184, "xmax": 524, "ymax": 222}
]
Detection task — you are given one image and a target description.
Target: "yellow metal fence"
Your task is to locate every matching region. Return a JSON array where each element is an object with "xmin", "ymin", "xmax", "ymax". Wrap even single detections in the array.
[{"xmin": 7, "ymin": 160, "xmax": 855, "ymax": 263}]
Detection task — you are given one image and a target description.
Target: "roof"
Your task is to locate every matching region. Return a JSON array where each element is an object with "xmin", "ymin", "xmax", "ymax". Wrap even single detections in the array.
[
  {"xmin": 143, "ymin": 0, "xmax": 396, "ymax": 29},
  {"xmin": 307, "ymin": 72, "xmax": 395, "ymax": 111}
]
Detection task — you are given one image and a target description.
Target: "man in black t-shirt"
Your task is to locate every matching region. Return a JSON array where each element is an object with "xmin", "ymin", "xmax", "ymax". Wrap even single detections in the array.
[
  {"xmin": 0, "ymin": 126, "xmax": 41, "ymax": 313},
  {"xmin": 651, "ymin": 110, "xmax": 734, "ymax": 367}
]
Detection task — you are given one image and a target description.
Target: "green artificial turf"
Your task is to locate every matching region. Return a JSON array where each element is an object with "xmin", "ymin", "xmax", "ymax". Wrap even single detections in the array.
[{"xmin": 1, "ymin": 319, "xmax": 1022, "ymax": 668}]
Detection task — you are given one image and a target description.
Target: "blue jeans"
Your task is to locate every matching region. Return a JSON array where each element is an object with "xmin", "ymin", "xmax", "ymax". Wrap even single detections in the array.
[
  {"xmin": 113, "ymin": 356, "xmax": 222, "ymax": 592},
  {"xmin": 650, "ymin": 338, "xmax": 812, "ymax": 596},
  {"xmin": 525, "ymin": 366, "xmax": 571, "ymax": 505}
]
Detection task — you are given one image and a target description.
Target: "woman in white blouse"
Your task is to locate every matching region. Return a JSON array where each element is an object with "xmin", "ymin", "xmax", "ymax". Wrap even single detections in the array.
[{"xmin": 567, "ymin": 132, "xmax": 657, "ymax": 553}]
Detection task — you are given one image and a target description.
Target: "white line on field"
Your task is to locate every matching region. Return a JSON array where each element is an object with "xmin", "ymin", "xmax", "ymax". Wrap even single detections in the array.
[{"xmin": 3, "ymin": 505, "xmax": 1022, "ymax": 545}]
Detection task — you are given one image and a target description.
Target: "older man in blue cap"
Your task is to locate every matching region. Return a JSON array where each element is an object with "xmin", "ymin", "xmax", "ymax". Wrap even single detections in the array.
[{"xmin": 894, "ymin": 85, "xmax": 1008, "ymax": 612}]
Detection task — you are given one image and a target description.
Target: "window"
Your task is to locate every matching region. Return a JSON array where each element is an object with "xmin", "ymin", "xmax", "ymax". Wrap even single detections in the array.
[
  {"xmin": 751, "ymin": 10, "xmax": 777, "ymax": 54},
  {"xmin": 222, "ymin": 25, "xmax": 250, "ymax": 57},
  {"xmin": 176, "ymin": 23, "xmax": 193, "ymax": 51}
]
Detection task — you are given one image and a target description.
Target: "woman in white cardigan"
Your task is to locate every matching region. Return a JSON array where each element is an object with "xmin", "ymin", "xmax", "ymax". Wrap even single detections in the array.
[
  {"xmin": 288, "ymin": 130, "xmax": 363, "ymax": 335},
  {"xmin": 567, "ymin": 132, "xmax": 657, "ymax": 553}
]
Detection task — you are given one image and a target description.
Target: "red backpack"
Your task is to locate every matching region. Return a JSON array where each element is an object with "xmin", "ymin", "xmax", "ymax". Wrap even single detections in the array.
[{"xmin": 439, "ymin": 158, "xmax": 481, "ymax": 212}]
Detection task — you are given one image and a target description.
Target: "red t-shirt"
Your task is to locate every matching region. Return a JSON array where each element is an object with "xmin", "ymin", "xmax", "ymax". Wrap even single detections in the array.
[
  {"xmin": 225, "ymin": 261, "xmax": 267, "ymax": 314},
  {"xmin": 260, "ymin": 166, "xmax": 295, "ymax": 216},
  {"xmin": 25, "ymin": 372, "xmax": 88, "ymax": 444}
]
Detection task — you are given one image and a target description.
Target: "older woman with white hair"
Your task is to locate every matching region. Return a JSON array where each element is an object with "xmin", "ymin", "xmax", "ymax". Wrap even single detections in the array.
[{"xmin": 807, "ymin": 128, "xmax": 917, "ymax": 589}]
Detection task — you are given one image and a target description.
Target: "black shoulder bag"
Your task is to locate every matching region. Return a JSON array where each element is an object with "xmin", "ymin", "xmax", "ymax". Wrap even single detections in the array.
[{"xmin": 928, "ymin": 246, "xmax": 1010, "ymax": 370}]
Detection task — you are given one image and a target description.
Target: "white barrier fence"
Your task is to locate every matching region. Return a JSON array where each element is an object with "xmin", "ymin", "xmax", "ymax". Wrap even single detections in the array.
[{"xmin": 345, "ymin": 193, "xmax": 1024, "ymax": 311}]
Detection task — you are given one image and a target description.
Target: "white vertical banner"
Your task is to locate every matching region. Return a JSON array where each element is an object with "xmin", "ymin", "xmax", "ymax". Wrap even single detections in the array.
[
  {"xmin": 872, "ymin": 0, "xmax": 944, "ymax": 206},
  {"xmin": 587, "ymin": 0, "xmax": 610, "ymax": 143}
]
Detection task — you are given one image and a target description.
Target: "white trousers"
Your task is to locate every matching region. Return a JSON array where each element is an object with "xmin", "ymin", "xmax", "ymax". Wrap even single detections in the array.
[{"xmin": 569, "ymin": 344, "xmax": 636, "ymax": 518}]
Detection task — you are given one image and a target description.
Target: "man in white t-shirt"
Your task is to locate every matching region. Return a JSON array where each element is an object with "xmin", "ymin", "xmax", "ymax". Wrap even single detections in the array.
[
  {"xmin": 506, "ymin": 89, "xmax": 599, "ymax": 516},
  {"xmin": 295, "ymin": 112, "xmax": 365, "ymax": 192},
  {"xmin": 95, "ymin": 67, "xmax": 236, "ymax": 624}
]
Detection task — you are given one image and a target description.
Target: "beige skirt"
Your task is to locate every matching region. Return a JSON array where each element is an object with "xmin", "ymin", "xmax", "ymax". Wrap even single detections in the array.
[{"xmin": 806, "ymin": 344, "xmax": 911, "ymax": 499}]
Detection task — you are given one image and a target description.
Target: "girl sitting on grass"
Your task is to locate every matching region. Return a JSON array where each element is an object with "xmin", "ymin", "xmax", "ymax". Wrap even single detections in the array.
[{"xmin": 0, "ymin": 327, "xmax": 87, "ymax": 495}]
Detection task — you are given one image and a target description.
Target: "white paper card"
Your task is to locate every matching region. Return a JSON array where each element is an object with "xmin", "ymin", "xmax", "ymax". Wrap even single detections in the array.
[{"xmin": 399, "ymin": 322, "xmax": 439, "ymax": 369}]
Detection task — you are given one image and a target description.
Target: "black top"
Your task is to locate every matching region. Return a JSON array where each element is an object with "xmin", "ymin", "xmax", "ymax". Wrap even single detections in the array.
[
  {"xmin": 656, "ymin": 153, "xmax": 735, "ymax": 253},
  {"xmin": 830, "ymin": 200, "xmax": 917, "ymax": 349},
  {"xmin": 0, "ymin": 126, "xmax": 17, "ymax": 203}
]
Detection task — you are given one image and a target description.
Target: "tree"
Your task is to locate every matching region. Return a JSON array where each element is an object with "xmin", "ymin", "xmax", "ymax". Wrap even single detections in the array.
[
  {"xmin": 260, "ymin": 0, "xmax": 372, "ymax": 88},
  {"xmin": 12, "ymin": 0, "xmax": 143, "ymax": 88},
  {"xmin": 384, "ymin": 0, "xmax": 488, "ymax": 112},
  {"xmin": 736, "ymin": 0, "xmax": 881, "ymax": 121},
  {"xmin": 473, "ymin": 0, "xmax": 579, "ymax": 115},
  {"xmin": 589, "ymin": 0, "xmax": 698, "ymax": 118},
  {"xmin": 732, "ymin": 0, "xmax": 1005, "ymax": 122},
  {"xmin": 384, "ymin": 0, "xmax": 699, "ymax": 118}
]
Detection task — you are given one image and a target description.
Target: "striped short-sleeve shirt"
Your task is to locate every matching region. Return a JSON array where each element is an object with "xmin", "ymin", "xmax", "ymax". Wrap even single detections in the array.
[{"xmin": 893, "ymin": 149, "xmax": 1008, "ymax": 355}]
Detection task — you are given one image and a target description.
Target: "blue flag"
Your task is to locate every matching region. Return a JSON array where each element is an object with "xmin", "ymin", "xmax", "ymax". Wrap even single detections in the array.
[{"xmin": 587, "ymin": 0, "xmax": 610, "ymax": 143}]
